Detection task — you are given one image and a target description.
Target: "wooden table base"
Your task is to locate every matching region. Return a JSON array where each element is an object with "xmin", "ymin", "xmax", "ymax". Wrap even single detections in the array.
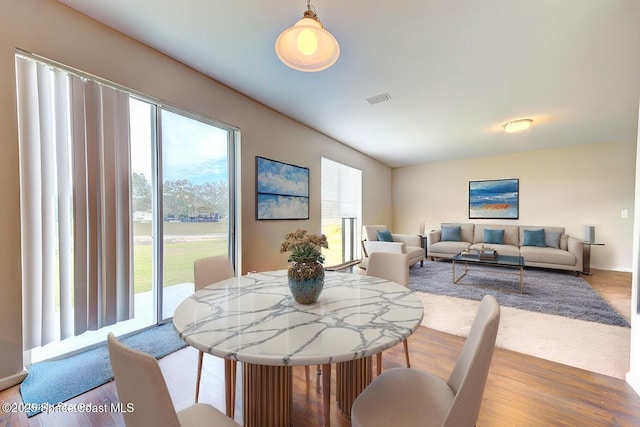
[
  {"xmin": 243, "ymin": 363, "xmax": 292, "ymax": 427},
  {"xmin": 225, "ymin": 359, "xmax": 237, "ymax": 418},
  {"xmin": 336, "ymin": 356, "xmax": 373, "ymax": 416}
]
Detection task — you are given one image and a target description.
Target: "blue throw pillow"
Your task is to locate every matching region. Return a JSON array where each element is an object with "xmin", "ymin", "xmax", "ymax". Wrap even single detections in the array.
[
  {"xmin": 545, "ymin": 231, "xmax": 562, "ymax": 249},
  {"xmin": 523, "ymin": 229, "xmax": 545, "ymax": 247},
  {"xmin": 441, "ymin": 225, "xmax": 461, "ymax": 242},
  {"xmin": 484, "ymin": 229, "xmax": 504, "ymax": 245},
  {"xmin": 377, "ymin": 229, "xmax": 393, "ymax": 242}
]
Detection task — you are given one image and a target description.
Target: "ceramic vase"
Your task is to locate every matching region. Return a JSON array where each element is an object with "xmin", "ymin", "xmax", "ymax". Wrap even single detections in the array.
[{"xmin": 287, "ymin": 257, "xmax": 325, "ymax": 304}]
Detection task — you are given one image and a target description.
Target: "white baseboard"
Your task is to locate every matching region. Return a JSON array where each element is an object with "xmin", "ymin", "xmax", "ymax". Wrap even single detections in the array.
[
  {"xmin": 626, "ymin": 371, "xmax": 640, "ymax": 396},
  {"xmin": 0, "ymin": 367, "xmax": 28, "ymax": 391},
  {"xmin": 591, "ymin": 266, "xmax": 633, "ymax": 273}
]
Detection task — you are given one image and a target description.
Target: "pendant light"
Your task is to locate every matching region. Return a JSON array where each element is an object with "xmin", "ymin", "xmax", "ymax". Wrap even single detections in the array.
[{"xmin": 275, "ymin": 1, "xmax": 340, "ymax": 72}]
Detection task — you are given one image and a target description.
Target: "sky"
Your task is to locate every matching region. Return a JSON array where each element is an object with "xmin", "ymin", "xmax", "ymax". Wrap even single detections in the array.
[{"xmin": 129, "ymin": 98, "xmax": 228, "ymax": 185}]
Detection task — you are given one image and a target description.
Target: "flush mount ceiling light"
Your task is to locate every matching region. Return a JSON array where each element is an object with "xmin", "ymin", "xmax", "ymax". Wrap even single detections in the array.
[
  {"xmin": 503, "ymin": 119, "xmax": 533, "ymax": 133},
  {"xmin": 275, "ymin": 0, "xmax": 340, "ymax": 72}
]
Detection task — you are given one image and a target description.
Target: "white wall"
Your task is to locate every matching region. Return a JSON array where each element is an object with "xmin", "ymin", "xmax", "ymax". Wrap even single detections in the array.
[
  {"xmin": 392, "ymin": 141, "xmax": 636, "ymax": 271},
  {"xmin": 0, "ymin": 0, "xmax": 392, "ymax": 389},
  {"xmin": 626, "ymin": 107, "xmax": 640, "ymax": 395}
]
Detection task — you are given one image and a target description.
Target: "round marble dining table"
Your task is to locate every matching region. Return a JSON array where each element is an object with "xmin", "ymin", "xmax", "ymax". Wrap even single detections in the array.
[{"xmin": 173, "ymin": 269, "xmax": 424, "ymax": 427}]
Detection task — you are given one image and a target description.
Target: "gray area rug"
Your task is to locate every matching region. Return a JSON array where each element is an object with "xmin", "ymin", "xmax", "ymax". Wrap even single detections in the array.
[{"xmin": 409, "ymin": 261, "xmax": 629, "ymax": 327}]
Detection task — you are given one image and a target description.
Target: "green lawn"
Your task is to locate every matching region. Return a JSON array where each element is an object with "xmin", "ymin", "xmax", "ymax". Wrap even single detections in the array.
[
  {"xmin": 133, "ymin": 220, "xmax": 228, "ymax": 235},
  {"xmin": 131, "ymin": 220, "xmax": 347, "ymax": 293},
  {"xmin": 322, "ymin": 221, "xmax": 344, "ymax": 267},
  {"xmin": 133, "ymin": 222, "xmax": 228, "ymax": 293},
  {"xmin": 51, "ymin": 221, "xmax": 351, "ymax": 315}
]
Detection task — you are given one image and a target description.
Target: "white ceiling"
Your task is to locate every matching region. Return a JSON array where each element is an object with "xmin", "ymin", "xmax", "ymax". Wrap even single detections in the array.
[{"xmin": 58, "ymin": 0, "xmax": 640, "ymax": 168}]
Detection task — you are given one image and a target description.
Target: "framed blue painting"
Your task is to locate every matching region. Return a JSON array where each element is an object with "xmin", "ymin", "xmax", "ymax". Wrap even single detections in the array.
[
  {"xmin": 469, "ymin": 178, "xmax": 519, "ymax": 219},
  {"xmin": 256, "ymin": 156, "xmax": 309, "ymax": 220}
]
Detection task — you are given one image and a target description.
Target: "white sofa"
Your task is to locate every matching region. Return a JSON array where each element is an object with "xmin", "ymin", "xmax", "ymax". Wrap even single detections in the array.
[
  {"xmin": 361, "ymin": 225, "xmax": 425, "ymax": 268},
  {"xmin": 427, "ymin": 223, "xmax": 583, "ymax": 274}
]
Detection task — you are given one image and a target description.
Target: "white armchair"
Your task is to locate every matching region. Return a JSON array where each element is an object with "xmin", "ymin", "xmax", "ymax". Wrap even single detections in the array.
[{"xmin": 362, "ymin": 225, "xmax": 425, "ymax": 267}]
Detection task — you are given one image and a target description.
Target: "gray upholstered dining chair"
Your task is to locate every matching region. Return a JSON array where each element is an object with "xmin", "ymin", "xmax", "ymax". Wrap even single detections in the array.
[
  {"xmin": 193, "ymin": 256, "xmax": 236, "ymax": 415},
  {"xmin": 365, "ymin": 251, "xmax": 411, "ymax": 374},
  {"xmin": 107, "ymin": 332, "xmax": 239, "ymax": 427},
  {"xmin": 351, "ymin": 294, "xmax": 501, "ymax": 427}
]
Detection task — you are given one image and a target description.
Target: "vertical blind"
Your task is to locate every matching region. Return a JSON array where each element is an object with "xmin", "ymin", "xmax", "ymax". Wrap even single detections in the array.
[{"xmin": 16, "ymin": 55, "xmax": 133, "ymax": 349}]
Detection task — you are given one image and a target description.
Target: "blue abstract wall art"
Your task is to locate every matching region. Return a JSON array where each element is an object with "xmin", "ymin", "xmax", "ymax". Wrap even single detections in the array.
[
  {"xmin": 469, "ymin": 178, "xmax": 519, "ymax": 219},
  {"xmin": 256, "ymin": 156, "xmax": 309, "ymax": 220}
]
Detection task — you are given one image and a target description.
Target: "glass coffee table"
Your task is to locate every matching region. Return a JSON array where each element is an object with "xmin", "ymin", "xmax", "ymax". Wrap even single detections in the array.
[{"xmin": 451, "ymin": 252, "xmax": 525, "ymax": 293}]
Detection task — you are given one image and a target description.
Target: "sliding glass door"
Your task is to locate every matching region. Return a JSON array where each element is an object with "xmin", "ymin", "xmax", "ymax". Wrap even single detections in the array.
[
  {"xmin": 17, "ymin": 52, "xmax": 237, "ymax": 362},
  {"xmin": 130, "ymin": 101, "xmax": 235, "ymax": 322},
  {"xmin": 160, "ymin": 109, "xmax": 233, "ymax": 319},
  {"xmin": 129, "ymin": 98, "xmax": 156, "ymax": 328}
]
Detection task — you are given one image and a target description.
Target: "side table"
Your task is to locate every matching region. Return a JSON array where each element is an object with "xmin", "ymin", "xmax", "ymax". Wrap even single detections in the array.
[{"xmin": 582, "ymin": 242, "xmax": 605, "ymax": 275}]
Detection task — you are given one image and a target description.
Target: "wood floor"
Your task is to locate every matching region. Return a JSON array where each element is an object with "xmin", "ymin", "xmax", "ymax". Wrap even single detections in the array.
[{"xmin": 1, "ymin": 269, "xmax": 638, "ymax": 426}]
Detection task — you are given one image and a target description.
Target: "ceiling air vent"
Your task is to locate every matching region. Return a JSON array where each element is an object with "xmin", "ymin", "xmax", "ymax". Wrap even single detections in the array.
[{"xmin": 366, "ymin": 93, "xmax": 391, "ymax": 105}]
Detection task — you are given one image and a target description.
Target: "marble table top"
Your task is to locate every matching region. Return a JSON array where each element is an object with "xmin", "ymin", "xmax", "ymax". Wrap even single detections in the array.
[{"xmin": 173, "ymin": 270, "xmax": 424, "ymax": 366}]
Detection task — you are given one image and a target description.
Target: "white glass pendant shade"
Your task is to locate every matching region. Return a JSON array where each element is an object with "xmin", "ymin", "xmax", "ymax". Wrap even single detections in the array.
[{"xmin": 275, "ymin": 17, "xmax": 340, "ymax": 72}]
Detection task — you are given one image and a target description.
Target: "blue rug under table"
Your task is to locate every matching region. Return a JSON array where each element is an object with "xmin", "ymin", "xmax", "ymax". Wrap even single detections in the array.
[{"xmin": 20, "ymin": 322, "xmax": 186, "ymax": 417}]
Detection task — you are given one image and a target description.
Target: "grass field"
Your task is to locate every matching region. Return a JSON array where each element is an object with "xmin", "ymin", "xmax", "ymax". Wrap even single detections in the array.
[
  {"xmin": 133, "ymin": 239, "xmax": 228, "ymax": 293},
  {"xmin": 131, "ymin": 220, "xmax": 348, "ymax": 293},
  {"xmin": 133, "ymin": 222, "xmax": 228, "ymax": 293},
  {"xmin": 133, "ymin": 220, "xmax": 228, "ymax": 236},
  {"xmin": 322, "ymin": 221, "xmax": 344, "ymax": 267}
]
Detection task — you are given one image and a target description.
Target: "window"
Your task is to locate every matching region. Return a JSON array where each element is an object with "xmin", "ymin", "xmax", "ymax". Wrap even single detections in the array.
[
  {"xmin": 321, "ymin": 158, "xmax": 362, "ymax": 266},
  {"xmin": 15, "ymin": 51, "xmax": 237, "ymax": 361},
  {"xmin": 159, "ymin": 108, "xmax": 234, "ymax": 319}
]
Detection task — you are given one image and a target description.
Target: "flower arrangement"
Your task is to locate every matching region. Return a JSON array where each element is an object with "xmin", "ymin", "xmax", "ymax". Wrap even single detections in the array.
[{"xmin": 280, "ymin": 229, "xmax": 329, "ymax": 264}]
